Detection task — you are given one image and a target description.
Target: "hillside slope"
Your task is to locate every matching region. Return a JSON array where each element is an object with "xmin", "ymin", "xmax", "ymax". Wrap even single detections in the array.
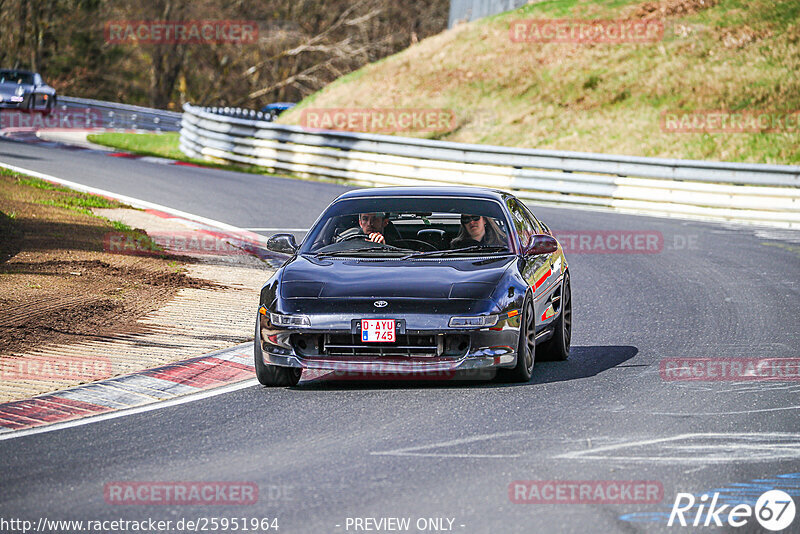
[{"xmin": 279, "ymin": 0, "xmax": 800, "ymax": 164}]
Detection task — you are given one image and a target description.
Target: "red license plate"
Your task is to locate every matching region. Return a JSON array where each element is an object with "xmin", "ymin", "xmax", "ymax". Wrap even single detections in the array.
[{"xmin": 361, "ymin": 319, "xmax": 395, "ymax": 342}]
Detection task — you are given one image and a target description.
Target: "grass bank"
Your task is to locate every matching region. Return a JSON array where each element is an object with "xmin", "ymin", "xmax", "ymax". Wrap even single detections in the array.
[{"xmin": 279, "ymin": 0, "xmax": 800, "ymax": 164}]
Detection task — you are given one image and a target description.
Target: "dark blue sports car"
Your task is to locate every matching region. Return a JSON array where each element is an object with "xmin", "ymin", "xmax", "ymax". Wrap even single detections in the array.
[
  {"xmin": 255, "ymin": 187, "xmax": 571, "ymax": 386},
  {"xmin": 0, "ymin": 70, "xmax": 56, "ymax": 114}
]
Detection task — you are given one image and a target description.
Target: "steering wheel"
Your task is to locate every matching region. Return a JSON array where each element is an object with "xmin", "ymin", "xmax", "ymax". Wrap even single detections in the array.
[
  {"xmin": 394, "ymin": 239, "xmax": 437, "ymax": 252},
  {"xmin": 339, "ymin": 233, "xmax": 370, "ymax": 242}
]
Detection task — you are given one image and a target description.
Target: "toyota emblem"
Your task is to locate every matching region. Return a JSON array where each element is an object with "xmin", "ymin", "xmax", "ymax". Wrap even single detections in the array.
[{"xmin": 374, "ymin": 300, "xmax": 388, "ymax": 308}]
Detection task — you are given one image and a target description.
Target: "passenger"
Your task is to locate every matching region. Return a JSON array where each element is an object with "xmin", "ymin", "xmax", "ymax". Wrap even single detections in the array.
[{"xmin": 451, "ymin": 214, "xmax": 506, "ymax": 248}]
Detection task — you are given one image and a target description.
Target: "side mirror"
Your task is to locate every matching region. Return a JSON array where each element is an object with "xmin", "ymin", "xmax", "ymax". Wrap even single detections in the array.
[
  {"xmin": 525, "ymin": 234, "xmax": 558, "ymax": 256},
  {"xmin": 267, "ymin": 233, "xmax": 298, "ymax": 255}
]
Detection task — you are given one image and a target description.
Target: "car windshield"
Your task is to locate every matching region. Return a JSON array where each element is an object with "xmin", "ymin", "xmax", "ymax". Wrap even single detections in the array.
[
  {"xmin": 301, "ymin": 196, "xmax": 513, "ymax": 257},
  {"xmin": 0, "ymin": 71, "xmax": 34, "ymax": 85}
]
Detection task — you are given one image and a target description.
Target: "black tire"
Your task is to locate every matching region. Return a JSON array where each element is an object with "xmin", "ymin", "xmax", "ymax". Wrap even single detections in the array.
[
  {"xmin": 254, "ymin": 318, "xmax": 301, "ymax": 386},
  {"xmin": 496, "ymin": 295, "xmax": 535, "ymax": 383},
  {"xmin": 538, "ymin": 272, "xmax": 571, "ymax": 361}
]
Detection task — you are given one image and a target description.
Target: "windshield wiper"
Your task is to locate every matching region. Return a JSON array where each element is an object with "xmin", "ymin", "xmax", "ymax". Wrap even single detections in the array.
[
  {"xmin": 400, "ymin": 245, "xmax": 509, "ymax": 260},
  {"xmin": 313, "ymin": 246, "xmax": 407, "ymax": 257}
]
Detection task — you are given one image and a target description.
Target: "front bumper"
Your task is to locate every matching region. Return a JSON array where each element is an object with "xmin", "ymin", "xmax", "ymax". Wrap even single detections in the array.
[
  {"xmin": 264, "ymin": 347, "xmax": 517, "ymax": 373},
  {"xmin": 258, "ymin": 322, "xmax": 520, "ymax": 375}
]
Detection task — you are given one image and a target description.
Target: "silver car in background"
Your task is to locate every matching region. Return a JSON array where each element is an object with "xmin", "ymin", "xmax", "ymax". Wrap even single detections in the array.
[{"xmin": 0, "ymin": 69, "xmax": 56, "ymax": 114}]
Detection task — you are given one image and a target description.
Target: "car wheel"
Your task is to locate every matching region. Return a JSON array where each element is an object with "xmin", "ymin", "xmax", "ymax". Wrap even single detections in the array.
[
  {"xmin": 496, "ymin": 295, "xmax": 535, "ymax": 383},
  {"xmin": 254, "ymin": 318, "xmax": 301, "ymax": 386},
  {"xmin": 539, "ymin": 272, "xmax": 571, "ymax": 361}
]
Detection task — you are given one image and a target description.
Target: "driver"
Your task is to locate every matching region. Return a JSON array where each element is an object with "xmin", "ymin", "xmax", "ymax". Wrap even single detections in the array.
[
  {"xmin": 335, "ymin": 212, "xmax": 398, "ymax": 245},
  {"xmin": 358, "ymin": 212, "xmax": 390, "ymax": 244}
]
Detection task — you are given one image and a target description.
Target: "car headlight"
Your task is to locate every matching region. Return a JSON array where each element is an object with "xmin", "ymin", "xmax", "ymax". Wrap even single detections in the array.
[
  {"xmin": 449, "ymin": 314, "xmax": 499, "ymax": 328},
  {"xmin": 269, "ymin": 311, "xmax": 311, "ymax": 327}
]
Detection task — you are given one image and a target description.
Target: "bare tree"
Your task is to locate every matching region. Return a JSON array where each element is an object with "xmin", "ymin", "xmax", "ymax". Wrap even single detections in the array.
[{"xmin": 0, "ymin": 0, "xmax": 448, "ymax": 108}]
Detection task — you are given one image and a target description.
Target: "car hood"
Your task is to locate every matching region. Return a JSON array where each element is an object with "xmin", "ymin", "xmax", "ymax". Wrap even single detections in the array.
[{"xmin": 280, "ymin": 254, "xmax": 516, "ymax": 300}]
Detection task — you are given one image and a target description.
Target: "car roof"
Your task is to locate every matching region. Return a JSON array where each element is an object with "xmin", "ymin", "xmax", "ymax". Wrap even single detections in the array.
[{"xmin": 335, "ymin": 186, "xmax": 509, "ymax": 203}]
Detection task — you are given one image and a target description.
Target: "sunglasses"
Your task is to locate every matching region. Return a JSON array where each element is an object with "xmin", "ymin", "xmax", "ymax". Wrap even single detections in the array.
[{"xmin": 461, "ymin": 215, "xmax": 482, "ymax": 223}]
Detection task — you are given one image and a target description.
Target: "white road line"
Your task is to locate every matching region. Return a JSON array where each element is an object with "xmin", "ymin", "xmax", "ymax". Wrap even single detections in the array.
[
  {"xmin": 0, "ymin": 161, "xmax": 258, "ymax": 236},
  {"xmin": 682, "ymin": 466, "xmax": 710, "ymax": 475},
  {"xmin": 370, "ymin": 431, "xmax": 527, "ymax": 458},
  {"xmin": 557, "ymin": 432, "xmax": 800, "ymax": 463},
  {"xmin": 0, "ymin": 378, "xmax": 259, "ymax": 442},
  {"xmin": 650, "ymin": 405, "xmax": 800, "ymax": 416}
]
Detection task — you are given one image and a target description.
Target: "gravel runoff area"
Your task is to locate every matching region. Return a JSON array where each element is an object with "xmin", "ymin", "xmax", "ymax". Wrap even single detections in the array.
[{"xmin": 0, "ymin": 177, "xmax": 272, "ymax": 403}]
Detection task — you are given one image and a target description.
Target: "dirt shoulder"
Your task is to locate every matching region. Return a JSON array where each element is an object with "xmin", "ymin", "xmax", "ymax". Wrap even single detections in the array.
[{"xmin": 0, "ymin": 169, "xmax": 270, "ymax": 402}]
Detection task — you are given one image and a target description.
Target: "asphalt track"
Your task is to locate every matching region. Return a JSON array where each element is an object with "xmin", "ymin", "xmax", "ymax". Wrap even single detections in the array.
[{"xmin": 1, "ymin": 137, "xmax": 799, "ymax": 533}]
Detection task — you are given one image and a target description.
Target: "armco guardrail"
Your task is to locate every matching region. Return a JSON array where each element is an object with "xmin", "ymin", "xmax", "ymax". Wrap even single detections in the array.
[
  {"xmin": 180, "ymin": 103, "xmax": 800, "ymax": 228},
  {"xmin": 60, "ymin": 96, "xmax": 182, "ymax": 132}
]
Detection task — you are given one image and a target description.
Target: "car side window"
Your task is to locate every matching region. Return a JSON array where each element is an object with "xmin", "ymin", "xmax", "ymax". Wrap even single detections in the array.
[
  {"xmin": 506, "ymin": 199, "xmax": 535, "ymax": 249},
  {"xmin": 519, "ymin": 203, "xmax": 543, "ymax": 234}
]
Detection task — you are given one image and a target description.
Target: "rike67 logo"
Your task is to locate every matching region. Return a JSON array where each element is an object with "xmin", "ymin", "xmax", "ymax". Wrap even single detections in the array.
[{"xmin": 669, "ymin": 490, "xmax": 796, "ymax": 531}]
